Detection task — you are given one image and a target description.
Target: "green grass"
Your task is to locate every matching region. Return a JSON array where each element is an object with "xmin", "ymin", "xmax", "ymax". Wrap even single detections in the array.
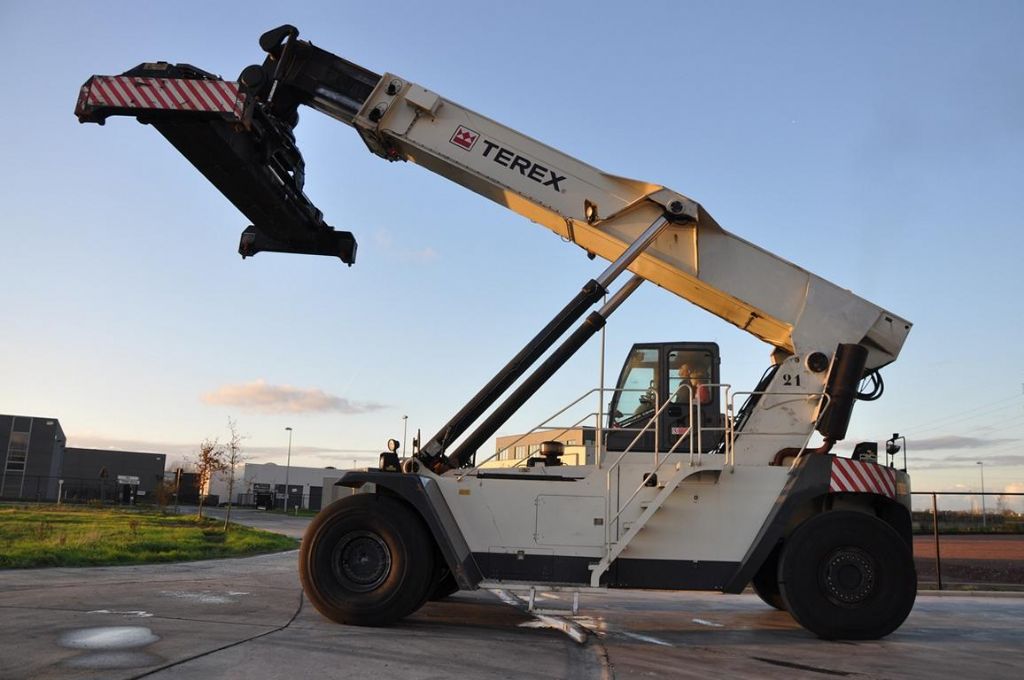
[{"xmin": 0, "ymin": 505, "xmax": 298, "ymax": 569}]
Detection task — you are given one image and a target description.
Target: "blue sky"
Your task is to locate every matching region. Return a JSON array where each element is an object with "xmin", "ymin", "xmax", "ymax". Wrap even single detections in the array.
[{"xmin": 2, "ymin": 1, "xmax": 1022, "ymax": 510}]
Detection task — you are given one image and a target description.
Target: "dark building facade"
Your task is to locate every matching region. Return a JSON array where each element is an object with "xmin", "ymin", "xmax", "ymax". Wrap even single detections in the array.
[
  {"xmin": 62, "ymin": 448, "xmax": 167, "ymax": 504},
  {"xmin": 0, "ymin": 415, "xmax": 66, "ymax": 501}
]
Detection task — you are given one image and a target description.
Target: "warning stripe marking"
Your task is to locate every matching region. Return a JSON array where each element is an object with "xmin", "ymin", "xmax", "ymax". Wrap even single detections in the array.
[
  {"xmin": 830, "ymin": 457, "xmax": 896, "ymax": 497},
  {"xmin": 81, "ymin": 76, "xmax": 243, "ymax": 117}
]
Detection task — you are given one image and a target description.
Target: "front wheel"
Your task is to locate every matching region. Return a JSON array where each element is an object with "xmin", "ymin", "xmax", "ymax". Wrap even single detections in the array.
[
  {"xmin": 299, "ymin": 494, "xmax": 435, "ymax": 626},
  {"xmin": 779, "ymin": 510, "xmax": 916, "ymax": 640}
]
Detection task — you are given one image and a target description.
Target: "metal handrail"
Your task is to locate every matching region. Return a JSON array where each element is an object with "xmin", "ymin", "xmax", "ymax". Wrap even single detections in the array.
[
  {"xmin": 465, "ymin": 386, "xmax": 647, "ymax": 473},
  {"xmin": 605, "ymin": 381, "xmax": 734, "ymax": 532}
]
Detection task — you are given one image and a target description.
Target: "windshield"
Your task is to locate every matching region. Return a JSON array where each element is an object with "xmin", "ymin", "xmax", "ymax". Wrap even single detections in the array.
[{"xmin": 610, "ymin": 347, "xmax": 659, "ymax": 427}]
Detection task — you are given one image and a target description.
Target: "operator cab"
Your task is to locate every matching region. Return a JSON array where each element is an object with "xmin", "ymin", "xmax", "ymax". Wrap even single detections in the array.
[{"xmin": 606, "ymin": 342, "xmax": 724, "ymax": 453}]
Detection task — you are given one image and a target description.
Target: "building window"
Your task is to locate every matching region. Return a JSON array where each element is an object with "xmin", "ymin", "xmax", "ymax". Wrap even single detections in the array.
[{"xmin": 5, "ymin": 431, "xmax": 29, "ymax": 472}]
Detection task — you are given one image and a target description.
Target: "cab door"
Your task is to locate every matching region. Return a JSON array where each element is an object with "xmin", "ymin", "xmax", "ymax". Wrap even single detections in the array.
[{"xmin": 661, "ymin": 343, "xmax": 722, "ymax": 453}]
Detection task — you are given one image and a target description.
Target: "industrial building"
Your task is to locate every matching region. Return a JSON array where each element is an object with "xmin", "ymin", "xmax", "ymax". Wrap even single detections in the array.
[
  {"xmin": 0, "ymin": 415, "xmax": 66, "ymax": 501},
  {"xmin": 1, "ymin": 413, "xmax": 169, "ymax": 504},
  {"xmin": 62, "ymin": 447, "xmax": 166, "ymax": 504},
  {"xmin": 206, "ymin": 462, "xmax": 348, "ymax": 511},
  {"xmin": 485, "ymin": 428, "xmax": 597, "ymax": 468}
]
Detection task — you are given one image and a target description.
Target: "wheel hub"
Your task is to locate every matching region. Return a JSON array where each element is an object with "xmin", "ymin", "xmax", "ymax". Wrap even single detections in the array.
[
  {"xmin": 822, "ymin": 546, "xmax": 876, "ymax": 606},
  {"xmin": 332, "ymin": 530, "xmax": 391, "ymax": 592}
]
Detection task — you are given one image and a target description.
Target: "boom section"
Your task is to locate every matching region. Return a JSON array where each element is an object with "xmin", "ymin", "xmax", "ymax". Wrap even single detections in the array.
[
  {"xmin": 257, "ymin": 28, "xmax": 910, "ymax": 367},
  {"xmin": 76, "ymin": 26, "xmax": 910, "ymax": 367}
]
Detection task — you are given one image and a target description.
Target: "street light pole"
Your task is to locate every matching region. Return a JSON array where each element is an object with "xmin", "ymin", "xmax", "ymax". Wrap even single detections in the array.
[
  {"xmin": 284, "ymin": 427, "xmax": 293, "ymax": 513},
  {"xmin": 977, "ymin": 461, "xmax": 986, "ymax": 529},
  {"xmin": 402, "ymin": 415, "xmax": 408, "ymax": 457}
]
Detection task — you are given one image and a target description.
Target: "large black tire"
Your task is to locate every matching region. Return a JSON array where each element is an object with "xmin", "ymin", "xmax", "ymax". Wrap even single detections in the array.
[
  {"xmin": 299, "ymin": 494, "xmax": 435, "ymax": 626},
  {"xmin": 413, "ymin": 554, "xmax": 458, "ymax": 610},
  {"xmin": 429, "ymin": 569, "xmax": 459, "ymax": 601},
  {"xmin": 779, "ymin": 510, "xmax": 917, "ymax": 640},
  {"xmin": 751, "ymin": 544, "xmax": 786, "ymax": 611}
]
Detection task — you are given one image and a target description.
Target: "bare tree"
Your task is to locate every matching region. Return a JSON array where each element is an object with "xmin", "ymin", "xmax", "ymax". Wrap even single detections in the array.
[
  {"xmin": 996, "ymin": 494, "xmax": 1009, "ymax": 516},
  {"xmin": 223, "ymin": 418, "xmax": 248, "ymax": 532},
  {"xmin": 194, "ymin": 438, "xmax": 226, "ymax": 520}
]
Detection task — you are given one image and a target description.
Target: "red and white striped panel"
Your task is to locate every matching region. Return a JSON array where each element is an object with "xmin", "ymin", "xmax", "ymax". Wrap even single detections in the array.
[
  {"xmin": 83, "ymin": 76, "xmax": 244, "ymax": 118},
  {"xmin": 830, "ymin": 457, "xmax": 897, "ymax": 498}
]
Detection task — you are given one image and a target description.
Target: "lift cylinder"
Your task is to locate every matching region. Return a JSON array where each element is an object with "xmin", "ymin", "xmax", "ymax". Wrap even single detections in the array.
[{"xmin": 817, "ymin": 343, "xmax": 868, "ymax": 441}]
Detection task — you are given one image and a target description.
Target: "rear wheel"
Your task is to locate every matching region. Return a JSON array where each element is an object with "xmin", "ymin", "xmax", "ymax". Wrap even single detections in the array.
[
  {"xmin": 779, "ymin": 510, "xmax": 916, "ymax": 640},
  {"xmin": 299, "ymin": 494, "xmax": 434, "ymax": 626},
  {"xmin": 751, "ymin": 544, "xmax": 785, "ymax": 611}
]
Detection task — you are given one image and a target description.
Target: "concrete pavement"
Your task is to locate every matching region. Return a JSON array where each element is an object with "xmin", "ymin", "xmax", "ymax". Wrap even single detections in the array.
[{"xmin": 2, "ymin": 507, "xmax": 1022, "ymax": 679}]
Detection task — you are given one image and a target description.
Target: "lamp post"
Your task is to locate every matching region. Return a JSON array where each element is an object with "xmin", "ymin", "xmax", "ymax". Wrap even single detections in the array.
[
  {"xmin": 977, "ymin": 461, "xmax": 986, "ymax": 529},
  {"xmin": 284, "ymin": 427, "xmax": 293, "ymax": 513},
  {"xmin": 402, "ymin": 415, "xmax": 408, "ymax": 457}
]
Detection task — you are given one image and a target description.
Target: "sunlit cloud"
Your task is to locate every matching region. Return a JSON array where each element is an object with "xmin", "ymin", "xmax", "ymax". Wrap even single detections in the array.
[
  {"xmin": 907, "ymin": 453, "xmax": 1024, "ymax": 471},
  {"xmin": 67, "ymin": 434, "xmax": 195, "ymax": 458},
  {"xmin": 910, "ymin": 435, "xmax": 1017, "ymax": 451},
  {"xmin": 201, "ymin": 379, "xmax": 386, "ymax": 415},
  {"xmin": 66, "ymin": 434, "xmax": 383, "ymax": 470}
]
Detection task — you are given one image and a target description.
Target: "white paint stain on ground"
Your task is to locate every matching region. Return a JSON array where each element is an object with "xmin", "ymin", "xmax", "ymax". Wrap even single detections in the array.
[
  {"xmin": 620, "ymin": 631, "xmax": 674, "ymax": 646},
  {"xmin": 59, "ymin": 626, "xmax": 159, "ymax": 650},
  {"xmin": 59, "ymin": 627, "xmax": 162, "ymax": 670},
  {"xmin": 159, "ymin": 590, "xmax": 248, "ymax": 604},
  {"xmin": 691, "ymin": 618, "xmax": 724, "ymax": 627},
  {"xmin": 87, "ymin": 610, "xmax": 153, "ymax": 618}
]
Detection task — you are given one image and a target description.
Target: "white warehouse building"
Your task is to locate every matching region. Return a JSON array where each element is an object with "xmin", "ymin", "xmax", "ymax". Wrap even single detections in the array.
[{"xmin": 207, "ymin": 462, "xmax": 350, "ymax": 511}]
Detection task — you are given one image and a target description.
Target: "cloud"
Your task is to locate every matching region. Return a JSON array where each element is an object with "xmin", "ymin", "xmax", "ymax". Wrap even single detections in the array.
[
  {"xmin": 201, "ymin": 379, "xmax": 386, "ymax": 415},
  {"xmin": 373, "ymin": 229, "xmax": 438, "ymax": 263},
  {"xmin": 909, "ymin": 435, "xmax": 1018, "ymax": 451},
  {"xmin": 67, "ymin": 434, "xmax": 196, "ymax": 459},
  {"xmin": 67, "ymin": 434, "xmax": 383, "ymax": 468},
  {"xmin": 906, "ymin": 453, "xmax": 1024, "ymax": 471},
  {"xmin": 405, "ymin": 246, "xmax": 438, "ymax": 263}
]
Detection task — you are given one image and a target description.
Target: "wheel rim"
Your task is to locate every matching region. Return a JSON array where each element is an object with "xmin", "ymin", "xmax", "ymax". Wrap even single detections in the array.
[
  {"xmin": 821, "ymin": 546, "xmax": 876, "ymax": 606},
  {"xmin": 332, "ymin": 530, "xmax": 391, "ymax": 592}
]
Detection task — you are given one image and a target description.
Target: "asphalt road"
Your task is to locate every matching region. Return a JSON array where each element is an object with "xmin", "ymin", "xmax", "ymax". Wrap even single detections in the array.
[
  {"xmin": 1, "ymin": 508, "xmax": 1022, "ymax": 679},
  {"xmin": 197, "ymin": 506, "xmax": 311, "ymax": 539}
]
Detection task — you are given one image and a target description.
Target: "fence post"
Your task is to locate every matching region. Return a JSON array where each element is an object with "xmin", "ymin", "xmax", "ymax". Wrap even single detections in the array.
[{"xmin": 931, "ymin": 492, "xmax": 942, "ymax": 591}]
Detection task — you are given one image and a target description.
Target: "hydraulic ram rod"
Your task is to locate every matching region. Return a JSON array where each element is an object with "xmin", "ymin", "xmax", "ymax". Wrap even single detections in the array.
[
  {"xmin": 420, "ymin": 216, "xmax": 671, "ymax": 470},
  {"xmin": 447, "ymin": 275, "xmax": 645, "ymax": 469}
]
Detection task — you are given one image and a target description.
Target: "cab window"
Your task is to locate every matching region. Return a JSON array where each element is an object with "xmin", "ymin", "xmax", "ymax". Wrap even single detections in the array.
[
  {"xmin": 610, "ymin": 347, "xmax": 660, "ymax": 426},
  {"xmin": 668, "ymin": 349, "xmax": 714, "ymax": 405}
]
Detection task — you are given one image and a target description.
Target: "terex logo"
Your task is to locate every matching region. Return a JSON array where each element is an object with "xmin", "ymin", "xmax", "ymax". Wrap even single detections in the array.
[
  {"xmin": 450, "ymin": 125, "xmax": 479, "ymax": 151},
  {"xmin": 480, "ymin": 140, "xmax": 566, "ymax": 193}
]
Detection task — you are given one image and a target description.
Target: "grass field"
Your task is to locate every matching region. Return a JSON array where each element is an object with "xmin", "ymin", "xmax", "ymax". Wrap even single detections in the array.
[{"xmin": 0, "ymin": 505, "xmax": 298, "ymax": 569}]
